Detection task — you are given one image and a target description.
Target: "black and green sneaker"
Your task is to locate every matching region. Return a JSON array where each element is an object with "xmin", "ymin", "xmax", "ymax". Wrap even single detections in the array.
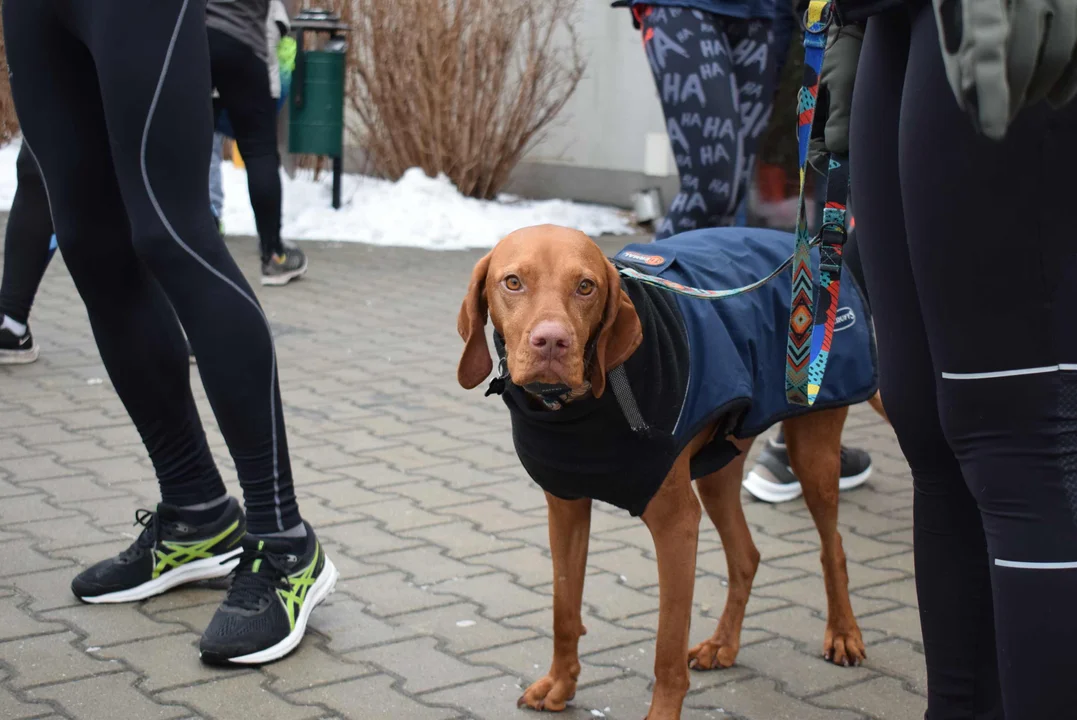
[
  {"xmin": 72, "ymin": 498, "xmax": 245, "ymax": 603},
  {"xmin": 199, "ymin": 522, "xmax": 337, "ymax": 666}
]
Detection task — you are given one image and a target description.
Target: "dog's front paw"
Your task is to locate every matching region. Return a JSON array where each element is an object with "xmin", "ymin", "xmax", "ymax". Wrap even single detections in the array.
[
  {"xmin": 688, "ymin": 637, "xmax": 738, "ymax": 670},
  {"xmin": 824, "ymin": 624, "xmax": 866, "ymax": 667},
  {"xmin": 517, "ymin": 674, "xmax": 577, "ymax": 712}
]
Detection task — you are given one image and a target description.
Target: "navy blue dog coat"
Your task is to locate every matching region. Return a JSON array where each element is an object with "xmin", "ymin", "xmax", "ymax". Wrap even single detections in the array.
[{"xmin": 496, "ymin": 227, "xmax": 878, "ymax": 517}]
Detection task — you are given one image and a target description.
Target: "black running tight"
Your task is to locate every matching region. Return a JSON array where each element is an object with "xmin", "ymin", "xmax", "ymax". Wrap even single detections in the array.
[
  {"xmin": 850, "ymin": 3, "xmax": 1077, "ymax": 717},
  {"xmin": 208, "ymin": 26, "xmax": 284, "ymax": 262},
  {"xmin": 0, "ymin": 144, "xmax": 55, "ymax": 325},
  {"xmin": 2, "ymin": 0, "xmax": 300, "ymax": 534}
]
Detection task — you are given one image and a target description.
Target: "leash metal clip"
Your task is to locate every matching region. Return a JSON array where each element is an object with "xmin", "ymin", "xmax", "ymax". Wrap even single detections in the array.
[
  {"xmin": 484, "ymin": 357, "xmax": 510, "ymax": 397},
  {"xmin": 800, "ymin": 0, "xmax": 834, "ymax": 36},
  {"xmin": 817, "ymin": 220, "xmax": 849, "ymax": 245}
]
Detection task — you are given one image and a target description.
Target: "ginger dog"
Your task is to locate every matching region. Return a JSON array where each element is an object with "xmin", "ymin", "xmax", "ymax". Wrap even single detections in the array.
[{"xmin": 457, "ymin": 225, "xmax": 874, "ymax": 719}]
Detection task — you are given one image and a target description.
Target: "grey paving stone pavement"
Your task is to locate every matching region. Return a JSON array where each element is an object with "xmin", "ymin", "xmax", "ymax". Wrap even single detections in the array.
[{"xmin": 0, "ymin": 229, "xmax": 924, "ymax": 719}]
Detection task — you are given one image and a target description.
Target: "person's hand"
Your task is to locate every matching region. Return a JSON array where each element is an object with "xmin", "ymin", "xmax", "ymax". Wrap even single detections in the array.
[
  {"xmin": 808, "ymin": 24, "xmax": 864, "ymax": 176},
  {"xmin": 932, "ymin": 0, "xmax": 1077, "ymax": 140}
]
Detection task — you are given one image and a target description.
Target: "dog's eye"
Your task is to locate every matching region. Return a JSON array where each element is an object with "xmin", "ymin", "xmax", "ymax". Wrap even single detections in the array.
[
  {"xmin": 504, "ymin": 275, "xmax": 523, "ymax": 291},
  {"xmin": 577, "ymin": 279, "xmax": 596, "ymax": 296}
]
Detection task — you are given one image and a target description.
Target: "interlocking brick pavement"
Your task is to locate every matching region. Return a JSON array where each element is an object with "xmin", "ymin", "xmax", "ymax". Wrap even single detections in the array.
[{"xmin": 0, "ymin": 228, "xmax": 925, "ymax": 719}]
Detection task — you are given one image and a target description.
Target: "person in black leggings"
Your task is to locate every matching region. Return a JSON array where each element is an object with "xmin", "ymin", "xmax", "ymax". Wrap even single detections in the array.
[
  {"xmin": 1, "ymin": 0, "xmax": 337, "ymax": 666},
  {"xmin": 850, "ymin": 1, "xmax": 1077, "ymax": 715},
  {"xmin": 0, "ymin": 143, "xmax": 197, "ymax": 365},
  {"xmin": 0, "ymin": 143, "xmax": 55, "ymax": 364},
  {"xmin": 208, "ymin": 0, "xmax": 306, "ymax": 286}
]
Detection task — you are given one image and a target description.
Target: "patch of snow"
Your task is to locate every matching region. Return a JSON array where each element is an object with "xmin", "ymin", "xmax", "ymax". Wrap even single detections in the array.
[
  {"xmin": 220, "ymin": 163, "xmax": 635, "ymax": 250},
  {"xmin": 0, "ymin": 141, "xmax": 21, "ymax": 211},
  {"xmin": 0, "ymin": 138, "xmax": 636, "ymax": 250}
]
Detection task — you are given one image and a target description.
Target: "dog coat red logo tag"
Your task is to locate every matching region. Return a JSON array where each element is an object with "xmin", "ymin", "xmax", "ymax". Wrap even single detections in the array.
[{"xmin": 621, "ymin": 250, "xmax": 665, "ymax": 266}]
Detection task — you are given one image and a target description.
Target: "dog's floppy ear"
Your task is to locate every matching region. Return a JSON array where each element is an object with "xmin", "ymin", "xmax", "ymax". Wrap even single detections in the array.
[
  {"xmin": 457, "ymin": 253, "xmax": 493, "ymax": 389},
  {"xmin": 589, "ymin": 258, "xmax": 642, "ymax": 398}
]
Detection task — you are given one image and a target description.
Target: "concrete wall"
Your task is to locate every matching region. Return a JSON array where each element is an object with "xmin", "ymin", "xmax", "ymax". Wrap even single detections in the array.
[
  {"xmin": 501, "ymin": 4, "xmax": 682, "ymax": 209},
  {"xmin": 331, "ymin": 3, "xmax": 681, "ymax": 210}
]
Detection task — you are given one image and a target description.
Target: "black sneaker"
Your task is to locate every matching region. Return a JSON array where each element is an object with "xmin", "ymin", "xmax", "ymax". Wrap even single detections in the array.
[
  {"xmin": 0, "ymin": 323, "xmax": 39, "ymax": 365},
  {"xmin": 71, "ymin": 498, "xmax": 246, "ymax": 603},
  {"xmin": 199, "ymin": 522, "xmax": 337, "ymax": 666},
  {"xmin": 742, "ymin": 436, "xmax": 873, "ymax": 503},
  {"xmin": 260, "ymin": 247, "xmax": 308, "ymax": 286}
]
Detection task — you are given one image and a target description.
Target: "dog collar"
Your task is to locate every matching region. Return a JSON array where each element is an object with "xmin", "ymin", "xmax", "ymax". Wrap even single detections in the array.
[
  {"xmin": 487, "ymin": 332, "xmax": 592, "ymax": 411},
  {"xmin": 486, "ymin": 330, "xmax": 650, "ymax": 435}
]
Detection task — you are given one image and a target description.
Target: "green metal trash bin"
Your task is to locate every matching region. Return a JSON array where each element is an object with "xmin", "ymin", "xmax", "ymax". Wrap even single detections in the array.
[
  {"xmin": 288, "ymin": 47, "xmax": 345, "ymax": 157},
  {"xmin": 288, "ymin": 9, "xmax": 349, "ymax": 208}
]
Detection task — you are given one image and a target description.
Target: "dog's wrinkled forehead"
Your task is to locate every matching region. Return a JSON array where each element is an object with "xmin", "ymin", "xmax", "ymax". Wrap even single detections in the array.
[{"xmin": 487, "ymin": 225, "xmax": 606, "ymax": 284}]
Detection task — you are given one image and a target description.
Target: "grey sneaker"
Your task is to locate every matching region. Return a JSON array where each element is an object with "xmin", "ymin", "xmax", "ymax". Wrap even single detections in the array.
[
  {"xmin": 743, "ymin": 436, "xmax": 873, "ymax": 503},
  {"xmin": 261, "ymin": 247, "xmax": 308, "ymax": 287}
]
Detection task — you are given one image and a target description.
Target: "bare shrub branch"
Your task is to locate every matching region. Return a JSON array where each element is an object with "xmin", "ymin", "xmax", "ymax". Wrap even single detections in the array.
[
  {"xmin": 330, "ymin": 0, "xmax": 584, "ymax": 199},
  {"xmin": 0, "ymin": 22, "xmax": 22, "ymax": 144}
]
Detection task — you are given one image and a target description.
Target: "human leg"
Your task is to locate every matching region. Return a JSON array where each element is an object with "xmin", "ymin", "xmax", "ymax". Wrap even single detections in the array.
[
  {"xmin": 851, "ymin": 8, "xmax": 1004, "ymax": 717},
  {"xmin": 3, "ymin": 0, "xmax": 333, "ymax": 663},
  {"xmin": 894, "ymin": 5, "xmax": 1077, "ymax": 715},
  {"xmin": 0, "ymin": 142, "xmax": 55, "ymax": 363},
  {"xmin": 2, "ymin": 0, "xmax": 227, "ymax": 508},
  {"xmin": 638, "ymin": 7, "xmax": 775, "ymax": 238},
  {"xmin": 208, "ymin": 25, "xmax": 281, "ymax": 261},
  {"xmin": 83, "ymin": 0, "xmax": 302, "ymax": 534},
  {"xmin": 2, "ymin": 0, "xmax": 244, "ymax": 601}
]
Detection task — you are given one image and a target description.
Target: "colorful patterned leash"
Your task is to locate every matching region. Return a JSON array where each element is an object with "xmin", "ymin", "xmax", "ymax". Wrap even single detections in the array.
[{"xmin": 785, "ymin": 0, "xmax": 850, "ymax": 406}]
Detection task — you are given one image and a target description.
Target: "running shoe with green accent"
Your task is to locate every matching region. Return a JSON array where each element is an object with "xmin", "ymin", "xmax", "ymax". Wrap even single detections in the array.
[
  {"xmin": 199, "ymin": 522, "xmax": 337, "ymax": 666},
  {"xmin": 72, "ymin": 498, "xmax": 246, "ymax": 603}
]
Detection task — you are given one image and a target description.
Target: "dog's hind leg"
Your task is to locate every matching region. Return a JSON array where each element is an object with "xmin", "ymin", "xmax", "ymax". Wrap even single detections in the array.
[
  {"xmin": 688, "ymin": 439, "xmax": 760, "ymax": 671},
  {"xmin": 784, "ymin": 408, "xmax": 867, "ymax": 666},
  {"xmin": 868, "ymin": 390, "xmax": 889, "ymax": 423},
  {"xmin": 519, "ymin": 493, "xmax": 591, "ymax": 712}
]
